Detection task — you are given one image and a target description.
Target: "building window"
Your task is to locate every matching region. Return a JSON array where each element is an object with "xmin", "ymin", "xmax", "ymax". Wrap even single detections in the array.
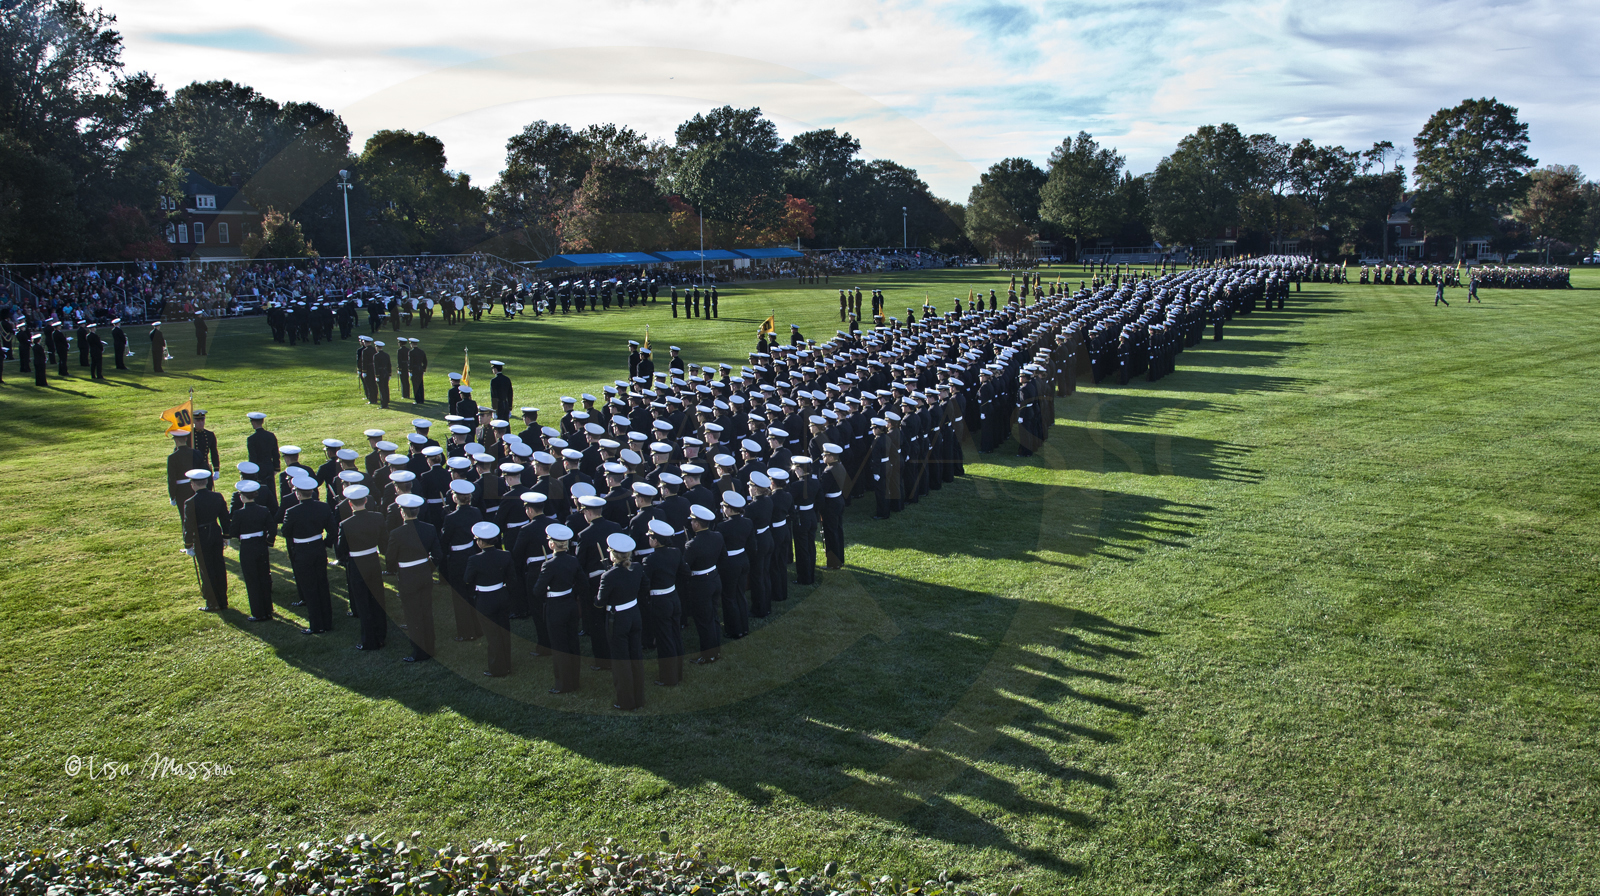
[
  {"xmin": 158, "ymin": 196, "xmax": 167, "ymax": 211},
  {"xmin": 193, "ymin": 222, "xmax": 205, "ymax": 243},
  {"xmin": 177, "ymin": 223, "xmax": 188, "ymax": 243},
  {"xmin": 218, "ymin": 222, "xmax": 229, "ymax": 244},
  {"xmin": 166, "ymin": 223, "xmax": 176, "ymax": 243},
  {"xmin": 196, "ymin": 195, "xmax": 216, "ymax": 210}
]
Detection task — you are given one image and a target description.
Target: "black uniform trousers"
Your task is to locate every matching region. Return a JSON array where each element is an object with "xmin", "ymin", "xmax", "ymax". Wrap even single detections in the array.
[
  {"xmin": 524, "ymin": 572, "xmax": 552, "ymax": 654},
  {"xmin": 719, "ymin": 555, "xmax": 750, "ymax": 638},
  {"xmin": 582, "ymin": 586, "xmax": 612, "ymax": 667},
  {"xmin": 821, "ymin": 498, "xmax": 845, "ymax": 568},
  {"xmin": 793, "ymin": 519, "xmax": 818, "ymax": 584},
  {"xmin": 446, "ymin": 557, "xmax": 481, "ymax": 639},
  {"xmin": 398, "ymin": 566, "xmax": 435, "ymax": 659},
  {"xmin": 290, "ymin": 545, "xmax": 333, "ymax": 631},
  {"xmin": 608, "ymin": 606, "xmax": 645, "ymax": 709},
  {"xmin": 349, "ymin": 556, "xmax": 387, "ymax": 649},
  {"xmin": 546, "ymin": 595, "xmax": 582, "ymax": 691},
  {"xmin": 195, "ymin": 535, "xmax": 227, "ymax": 610},
  {"xmin": 647, "ymin": 589, "xmax": 683, "ymax": 685},
  {"xmin": 748, "ymin": 532, "xmax": 772, "ymax": 618},
  {"xmin": 239, "ymin": 541, "xmax": 273, "ymax": 619},
  {"xmin": 682, "ymin": 571, "xmax": 722, "ymax": 660},
  {"xmin": 769, "ymin": 524, "xmax": 791, "ymax": 602},
  {"xmin": 478, "ymin": 586, "xmax": 512, "ymax": 676}
]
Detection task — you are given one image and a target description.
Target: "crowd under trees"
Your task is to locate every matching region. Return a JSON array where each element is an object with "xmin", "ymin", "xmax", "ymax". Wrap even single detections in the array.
[{"xmin": 3, "ymin": 0, "xmax": 1597, "ymax": 265}]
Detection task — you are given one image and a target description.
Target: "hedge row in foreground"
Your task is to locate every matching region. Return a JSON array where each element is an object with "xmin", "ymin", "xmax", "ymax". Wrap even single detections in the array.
[{"xmin": 2, "ymin": 834, "xmax": 1022, "ymax": 896}]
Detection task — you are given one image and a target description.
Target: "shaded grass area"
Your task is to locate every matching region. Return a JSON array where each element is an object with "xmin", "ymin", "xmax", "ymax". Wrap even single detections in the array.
[{"xmin": 1, "ymin": 266, "xmax": 1597, "ymax": 893}]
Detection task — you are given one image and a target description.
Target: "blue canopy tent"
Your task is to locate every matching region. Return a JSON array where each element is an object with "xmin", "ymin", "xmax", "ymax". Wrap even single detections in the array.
[
  {"xmin": 733, "ymin": 248, "xmax": 805, "ymax": 259},
  {"xmin": 651, "ymin": 249, "xmax": 743, "ymax": 263},
  {"xmin": 533, "ymin": 252, "xmax": 663, "ymax": 269}
]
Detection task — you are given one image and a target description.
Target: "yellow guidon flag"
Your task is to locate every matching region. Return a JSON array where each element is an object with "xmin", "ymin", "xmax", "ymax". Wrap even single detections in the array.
[
  {"xmin": 460, "ymin": 349, "xmax": 470, "ymax": 387},
  {"xmin": 757, "ymin": 315, "xmax": 775, "ymax": 338},
  {"xmin": 161, "ymin": 396, "xmax": 195, "ymax": 433}
]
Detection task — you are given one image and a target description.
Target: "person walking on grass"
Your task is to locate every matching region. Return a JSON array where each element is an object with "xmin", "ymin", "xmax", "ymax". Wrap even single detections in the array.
[{"xmin": 1434, "ymin": 280, "xmax": 1449, "ymax": 307}]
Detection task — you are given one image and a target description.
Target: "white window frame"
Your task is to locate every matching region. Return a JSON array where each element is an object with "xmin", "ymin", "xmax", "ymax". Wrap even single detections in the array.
[
  {"xmin": 195, "ymin": 195, "xmax": 216, "ymax": 210},
  {"xmin": 218, "ymin": 222, "xmax": 229, "ymax": 244},
  {"xmin": 177, "ymin": 223, "xmax": 188, "ymax": 244}
]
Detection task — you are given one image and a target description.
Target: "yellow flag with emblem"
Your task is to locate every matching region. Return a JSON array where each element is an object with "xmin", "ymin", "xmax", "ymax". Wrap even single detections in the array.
[
  {"xmin": 460, "ymin": 349, "xmax": 470, "ymax": 387},
  {"xmin": 757, "ymin": 315, "xmax": 775, "ymax": 338},
  {"xmin": 161, "ymin": 398, "xmax": 195, "ymax": 433}
]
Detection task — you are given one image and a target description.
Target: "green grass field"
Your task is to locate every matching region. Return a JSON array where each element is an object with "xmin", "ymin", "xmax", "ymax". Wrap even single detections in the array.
[{"xmin": 2, "ymin": 264, "xmax": 1597, "ymax": 894}]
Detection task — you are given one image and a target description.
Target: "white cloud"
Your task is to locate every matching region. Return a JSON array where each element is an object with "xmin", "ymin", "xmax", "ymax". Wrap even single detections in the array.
[{"xmin": 107, "ymin": 0, "xmax": 1600, "ymax": 201}]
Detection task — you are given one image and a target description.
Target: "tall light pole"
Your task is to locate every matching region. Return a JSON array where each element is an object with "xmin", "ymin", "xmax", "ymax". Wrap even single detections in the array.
[
  {"xmin": 337, "ymin": 169, "xmax": 353, "ymax": 260},
  {"xmin": 698, "ymin": 207, "xmax": 705, "ymax": 285},
  {"xmin": 902, "ymin": 206, "xmax": 907, "ymax": 249}
]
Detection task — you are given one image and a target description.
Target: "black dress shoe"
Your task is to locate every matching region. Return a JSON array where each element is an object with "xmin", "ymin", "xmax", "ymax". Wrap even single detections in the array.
[
  {"xmin": 291, "ymin": 601, "xmax": 306, "ymax": 607},
  {"xmin": 355, "ymin": 645, "xmax": 368, "ymax": 650},
  {"xmin": 345, "ymin": 611, "xmax": 357, "ymax": 617},
  {"xmin": 199, "ymin": 606, "xmax": 217, "ymax": 612},
  {"xmin": 301, "ymin": 627, "xmax": 317, "ymax": 634},
  {"xmin": 548, "ymin": 687, "xmax": 567, "ymax": 694},
  {"xmin": 402, "ymin": 656, "xmax": 418, "ymax": 663}
]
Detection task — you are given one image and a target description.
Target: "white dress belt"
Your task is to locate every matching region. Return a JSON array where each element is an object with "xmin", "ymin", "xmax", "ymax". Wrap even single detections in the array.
[
  {"xmin": 649, "ymin": 586, "xmax": 675, "ymax": 596},
  {"xmin": 636, "ymin": 547, "xmax": 654, "ymax": 556},
  {"xmin": 724, "ymin": 547, "xmax": 744, "ymax": 556},
  {"xmin": 475, "ymin": 584, "xmax": 504, "ymax": 592},
  {"xmin": 771, "ymin": 520, "xmax": 786, "ymax": 528},
  {"xmin": 525, "ymin": 554, "xmax": 548, "ymax": 564},
  {"xmin": 611, "ymin": 599, "xmax": 637, "ymax": 611},
  {"xmin": 690, "ymin": 566, "xmax": 717, "ymax": 576},
  {"xmin": 426, "ymin": 498, "xmax": 444, "ymax": 503},
  {"xmin": 756, "ymin": 526, "xmax": 769, "ymax": 534},
  {"xmin": 797, "ymin": 504, "xmax": 813, "ymax": 510},
  {"xmin": 349, "ymin": 546, "xmax": 379, "ymax": 557},
  {"xmin": 398, "ymin": 557, "xmax": 431, "ymax": 568},
  {"xmin": 239, "ymin": 531, "xmax": 265, "ymax": 539},
  {"xmin": 292, "ymin": 535, "xmax": 323, "ymax": 544},
  {"xmin": 824, "ymin": 492, "xmax": 842, "ymax": 498},
  {"xmin": 546, "ymin": 588, "xmax": 573, "ymax": 597},
  {"xmin": 450, "ymin": 542, "xmax": 473, "ymax": 551},
  {"xmin": 589, "ymin": 569, "xmax": 603, "ymax": 577},
  {"xmin": 506, "ymin": 520, "xmax": 529, "ymax": 529}
]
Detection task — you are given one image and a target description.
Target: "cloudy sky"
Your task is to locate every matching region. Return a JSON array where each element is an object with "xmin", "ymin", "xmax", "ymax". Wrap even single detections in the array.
[{"xmin": 108, "ymin": 0, "xmax": 1597, "ymax": 201}]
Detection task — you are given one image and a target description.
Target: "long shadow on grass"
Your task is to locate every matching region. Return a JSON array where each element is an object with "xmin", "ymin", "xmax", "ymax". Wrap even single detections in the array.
[
  {"xmin": 230, "ymin": 476, "xmax": 1180, "ymax": 876},
  {"xmin": 1023, "ymin": 417, "xmax": 1264, "ymax": 483}
]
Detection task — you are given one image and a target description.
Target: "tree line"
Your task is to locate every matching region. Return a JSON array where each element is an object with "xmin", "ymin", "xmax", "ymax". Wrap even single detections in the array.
[
  {"xmin": 2, "ymin": 0, "xmax": 1595, "ymax": 264},
  {"xmin": 968, "ymin": 104, "xmax": 1599, "ymax": 263}
]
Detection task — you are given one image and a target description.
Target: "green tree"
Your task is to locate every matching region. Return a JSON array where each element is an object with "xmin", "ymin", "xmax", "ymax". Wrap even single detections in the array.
[
  {"xmin": 1289, "ymin": 140, "xmax": 1357, "ymax": 258},
  {"xmin": 1039, "ymin": 132, "xmax": 1123, "ymax": 260},
  {"xmin": 559, "ymin": 160, "xmax": 671, "ymax": 253},
  {"xmin": 668, "ymin": 106, "xmax": 785, "ymax": 235},
  {"xmin": 965, "ymin": 157, "xmax": 1046, "ymax": 257},
  {"xmin": 487, "ymin": 120, "xmax": 590, "ymax": 259},
  {"xmin": 0, "ymin": 131, "xmax": 83, "ymax": 261},
  {"xmin": 1149, "ymin": 123, "xmax": 1257, "ymax": 251},
  {"xmin": 0, "ymin": 0, "xmax": 162, "ymax": 259},
  {"xmin": 355, "ymin": 129, "xmax": 486, "ymax": 255},
  {"xmin": 1515, "ymin": 165, "xmax": 1586, "ymax": 262},
  {"xmin": 780, "ymin": 128, "xmax": 861, "ymax": 246},
  {"xmin": 241, "ymin": 206, "xmax": 316, "ymax": 258},
  {"xmin": 1411, "ymin": 97, "xmax": 1536, "ymax": 261},
  {"xmin": 1578, "ymin": 180, "xmax": 1600, "ymax": 256}
]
